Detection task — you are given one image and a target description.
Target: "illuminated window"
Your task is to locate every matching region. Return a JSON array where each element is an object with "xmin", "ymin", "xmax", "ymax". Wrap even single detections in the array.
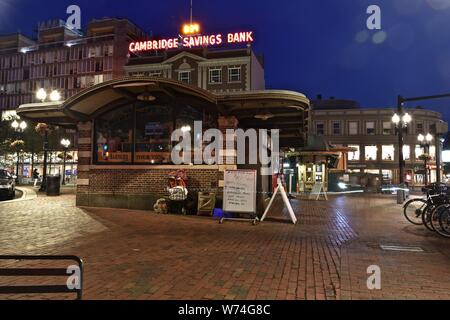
[
  {"xmin": 415, "ymin": 145, "xmax": 424, "ymax": 160},
  {"xmin": 349, "ymin": 122, "xmax": 358, "ymax": 135},
  {"xmin": 332, "ymin": 121, "xmax": 341, "ymax": 135},
  {"xmin": 366, "ymin": 122, "xmax": 375, "ymax": 135},
  {"xmin": 209, "ymin": 68, "xmax": 222, "ymax": 84},
  {"xmin": 365, "ymin": 145, "xmax": 378, "ymax": 161},
  {"xmin": 383, "ymin": 122, "xmax": 392, "ymax": 135},
  {"xmin": 403, "ymin": 145, "xmax": 411, "ymax": 161},
  {"xmin": 382, "ymin": 145, "xmax": 395, "ymax": 161},
  {"xmin": 316, "ymin": 123, "xmax": 324, "ymax": 136},
  {"xmin": 178, "ymin": 71, "xmax": 191, "ymax": 84},
  {"xmin": 348, "ymin": 145, "xmax": 360, "ymax": 161},
  {"xmin": 228, "ymin": 67, "xmax": 241, "ymax": 82},
  {"xmin": 429, "ymin": 146, "xmax": 436, "ymax": 160}
]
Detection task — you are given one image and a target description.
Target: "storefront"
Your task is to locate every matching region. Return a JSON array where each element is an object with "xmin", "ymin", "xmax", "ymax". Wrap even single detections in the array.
[{"xmin": 17, "ymin": 77, "xmax": 310, "ymax": 213}]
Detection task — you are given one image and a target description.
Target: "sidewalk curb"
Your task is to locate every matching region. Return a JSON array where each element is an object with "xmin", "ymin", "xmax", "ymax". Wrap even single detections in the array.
[{"xmin": 0, "ymin": 186, "xmax": 37, "ymax": 205}]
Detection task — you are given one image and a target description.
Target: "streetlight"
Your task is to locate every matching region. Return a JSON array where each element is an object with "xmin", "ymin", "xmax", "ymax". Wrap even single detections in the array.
[
  {"xmin": 36, "ymin": 88, "xmax": 47, "ymax": 102},
  {"xmin": 36, "ymin": 88, "xmax": 61, "ymax": 102},
  {"xmin": 60, "ymin": 138, "xmax": 71, "ymax": 185},
  {"xmin": 418, "ymin": 133, "xmax": 433, "ymax": 186},
  {"xmin": 392, "ymin": 110, "xmax": 412, "ymax": 187},
  {"xmin": 50, "ymin": 90, "xmax": 61, "ymax": 102},
  {"xmin": 11, "ymin": 120, "xmax": 27, "ymax": 182}
]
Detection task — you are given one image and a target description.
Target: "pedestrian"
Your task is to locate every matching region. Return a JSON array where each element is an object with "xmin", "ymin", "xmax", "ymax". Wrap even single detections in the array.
[{"xmin": 33, "ymin": 169, "xmax": 39, "ymax": 187}]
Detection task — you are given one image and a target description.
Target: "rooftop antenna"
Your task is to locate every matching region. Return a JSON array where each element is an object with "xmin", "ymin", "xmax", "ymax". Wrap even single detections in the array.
[{"xmin": 190, "ymin": 0, "xmax": 193, "ymax": 25}]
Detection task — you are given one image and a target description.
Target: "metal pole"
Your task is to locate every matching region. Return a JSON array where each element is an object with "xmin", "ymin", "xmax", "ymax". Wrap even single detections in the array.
[
  {"xmin": 397, "ymin": 96, "xmax": 405, "ymax": 185},
  {"xmin": 39, "ymin": 132, "xmax": 48, "ymax": 192},
  {"xmin": 436, "ymin": 135, "xmax": 442, "ymax": 184},
  {"xmin": 62, "ymin": 149, "xmax": 67, "ymax": 185},
  {"xmin": 424, "ymin": 144, "xmax": 429, "ymax": 186},
  {"xmin": 15, "ymin": 151, "xmax": 19, "ymax": 182}
]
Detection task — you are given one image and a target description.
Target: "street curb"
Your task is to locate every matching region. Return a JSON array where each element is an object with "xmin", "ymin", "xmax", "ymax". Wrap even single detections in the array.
[{"xmin": 0, "ymin": 186, "xmax": 37, "ymax": 204}]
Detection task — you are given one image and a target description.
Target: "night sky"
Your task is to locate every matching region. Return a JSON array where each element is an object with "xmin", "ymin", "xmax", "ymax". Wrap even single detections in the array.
[{"xmin": 2, "ymin": 0, "xmax": 450, "ymax": 122}]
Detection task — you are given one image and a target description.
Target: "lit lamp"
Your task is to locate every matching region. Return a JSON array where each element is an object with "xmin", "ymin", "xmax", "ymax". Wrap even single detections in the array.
[
  {"xmin": 392, "ymin": 112, "xmax": 412, "ymax": 187},
  {"xmin": 60, "ymin": 138, "xmax": 71, "ymax": 185},
  {"xmin": 50, "ymin": 90, "xmax": 61, "ymax": 102},
  {"xmin": 11, "ymin": 119, "xmax": 27, "ymax": 182},
  {"xmin": 36, "ymin": 88, "xmax": 47, "ymax": 102},
  {"xmin": 418, "ymin": 133, "xmax": 433, "ymax": 186}
]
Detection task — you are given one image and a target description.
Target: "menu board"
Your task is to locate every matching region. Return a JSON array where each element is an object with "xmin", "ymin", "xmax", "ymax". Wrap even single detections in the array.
[{"xmin": 223, "ymin": 170, "xmax": 257, "ymax": 213}]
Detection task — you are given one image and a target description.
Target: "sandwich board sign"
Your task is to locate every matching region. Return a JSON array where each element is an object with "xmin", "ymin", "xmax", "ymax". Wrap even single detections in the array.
[
  {"xmin": 222, "ymin": 170, "xmax": 258, "ymax": 224},
  {"xmin": 309, "ymin": 182, "xmax": 328, "ymax": 201},
  {"xmin": 261, "ymin": 178, "xmax": 297, "ymax": 224}
]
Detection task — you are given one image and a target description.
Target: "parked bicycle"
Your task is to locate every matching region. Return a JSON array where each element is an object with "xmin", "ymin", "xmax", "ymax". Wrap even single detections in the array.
[{"xmin": 403, "ymin": 183, "xmax": 450, "ymax": 238}]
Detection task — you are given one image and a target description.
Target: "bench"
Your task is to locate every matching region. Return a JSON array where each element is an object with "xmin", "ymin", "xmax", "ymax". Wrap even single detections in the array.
[{"xmin": 0, "ymin": 255, "xmax": 84, "ymax": 300}]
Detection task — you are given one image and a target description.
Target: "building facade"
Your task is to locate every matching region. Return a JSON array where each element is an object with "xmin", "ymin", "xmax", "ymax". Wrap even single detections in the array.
[
  {"xmin": 0, "ymin": 18, "xmax": 145, "ymax": 115},
  {"xmin": 125, "ymin": 47, "xmax": 265, "ymax": 93},
  {"xmin": 311, "ymin": 98, "xmax": 449, "ymax": 187}
]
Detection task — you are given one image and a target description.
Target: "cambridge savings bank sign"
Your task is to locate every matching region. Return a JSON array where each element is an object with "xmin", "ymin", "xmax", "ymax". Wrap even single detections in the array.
[{"xmin": 129, "ymin": 24, "xmax": 254, "ymax": 53}]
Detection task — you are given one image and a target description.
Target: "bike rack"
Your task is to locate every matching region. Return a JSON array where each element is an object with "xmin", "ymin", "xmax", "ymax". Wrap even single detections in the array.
[{"xmin": 0, "ymin": 255, "xmax": 84, "ymax": 300}]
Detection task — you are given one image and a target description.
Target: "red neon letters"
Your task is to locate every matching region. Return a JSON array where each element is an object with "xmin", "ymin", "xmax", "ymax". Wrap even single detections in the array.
[{"xmin": 129, "ymin": 31, "xmax": 254, "ymax": 53}]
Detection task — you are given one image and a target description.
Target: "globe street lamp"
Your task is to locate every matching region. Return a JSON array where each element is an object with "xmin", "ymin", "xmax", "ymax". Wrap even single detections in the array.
[
  {"xmin": 418, "ymin": 133, "xmax": 433, "ymax": 186},
  {"xmin": 392, "ymin": 111, "xmax": 412, "ymax": 187},
  {"xmin": 11, "ymin": 120, "xmax": 27, "ymax": 182},
  {"xmin": 60, "ymin": 138, "xmax": 71, "ymax": 185}
]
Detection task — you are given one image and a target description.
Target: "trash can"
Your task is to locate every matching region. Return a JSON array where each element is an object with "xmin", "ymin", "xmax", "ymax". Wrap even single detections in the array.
[
  {"xmin": 397, "ymin": 189, "xmax": 405, "ymax": 204},
  {"xmin": 46, "ymin": 175, "xmax": 61, "ymax": 196}
]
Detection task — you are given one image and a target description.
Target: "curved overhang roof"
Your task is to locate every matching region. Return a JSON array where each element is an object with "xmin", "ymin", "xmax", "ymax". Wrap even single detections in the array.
[{"xmin": 17, "ymin": 77, "xmax": 310, "ymax": 146}]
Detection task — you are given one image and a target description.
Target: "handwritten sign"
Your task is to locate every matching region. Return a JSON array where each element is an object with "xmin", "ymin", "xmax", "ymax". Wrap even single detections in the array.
[{"xmin": 223, "ymin": 170, "xmax": 257, "ymax": 213}]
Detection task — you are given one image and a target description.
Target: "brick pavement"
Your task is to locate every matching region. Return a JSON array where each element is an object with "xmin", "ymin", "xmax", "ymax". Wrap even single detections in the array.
[{"xmin": 0, "ymin": 189, "xmax": 449, "ymax": 300}]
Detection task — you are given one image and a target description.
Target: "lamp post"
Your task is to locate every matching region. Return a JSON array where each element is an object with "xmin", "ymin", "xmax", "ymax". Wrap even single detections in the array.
[
  {"xmin": 11, "ymin": 120, "xmax": 27, "ymax": 182},
  {"xmin": 60, "ymin": 138, "xmax": 71, "ymax": 185},
  {"xmin": 35, "ymin": 88, "xmax": 60, "ymax": 192},
  {"xmin": 392, "ymin": 100, "xmax": 412, "ymax": 187},
  {"xmin": 418, "ymin": 133, "xmax": 433, "ymax": 186}
]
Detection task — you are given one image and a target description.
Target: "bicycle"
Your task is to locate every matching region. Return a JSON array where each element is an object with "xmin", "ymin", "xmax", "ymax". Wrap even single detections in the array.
[{"xmin": 403, "ymin": 183, "xmax": 449, "ymax": 229}]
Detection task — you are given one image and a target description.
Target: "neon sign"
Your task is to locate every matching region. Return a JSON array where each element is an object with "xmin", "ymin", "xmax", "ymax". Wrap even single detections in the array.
[
  {"xmin": 182, "ymin": 23, "xmax": 200, "ymax": 35},
  {"xmin": 129, "ymin": 31, "xmax": 254, "ymax": 53}
]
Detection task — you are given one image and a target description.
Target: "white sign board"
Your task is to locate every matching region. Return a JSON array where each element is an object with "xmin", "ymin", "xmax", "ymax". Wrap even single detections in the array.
[
  {"xmin": 309, "ymin": 182, "xmax": 328, "ymax": 201},
  {"xmin": 223, "ymin": 170, "xmax": 257, "ymax": 214}
]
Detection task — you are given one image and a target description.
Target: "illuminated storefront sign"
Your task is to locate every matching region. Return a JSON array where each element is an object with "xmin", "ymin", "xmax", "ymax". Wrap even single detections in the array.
[{"xmin": 129, "ymin": 31, "xmax": 254, "ymax": 53}]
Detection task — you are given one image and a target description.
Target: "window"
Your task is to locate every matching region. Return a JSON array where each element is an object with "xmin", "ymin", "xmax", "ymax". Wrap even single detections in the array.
[
  {"xmin": 96, "ymin": 104, "xmax": 134, "ymax": 163},
  {"xmin": 135, "ymin": 102, "xmax": 174, "ymax": 164},
  {"xmin": 382, "ymin": 145, "xmax": 395, "ymax": 161},
  {"xmin": 429, "ymin": 146, "xmax": 436, "ymax": 161},
  {"xmin": 366, "ymin": 122, "xmax": 375, "ymax": 135},
  {"xmin": 403, "ymin": 145, "xmax": 411, "ymax": 161},
  {"xmin": 94, "ymin": 101, "xmax": 211, "ymax": 165},
  {"xmin": 178, "ymin": 71, "xmax": 191, "ymax": 84},
  {"xmin": 349, "ymin": 122, "xmax": 358, "ymax": 135},
  {"xmin": 383, "ymin": 122, "xmax": 392, "ymax": 135},
  {"xmin": 365, "ymin": 145, "xmax": 378, "ymax": 161},
  {"xmin": 209, "ymin": 68, "xmax": 222, "ymax": 84},
  {"xmin": 332, "ymin": 121, "xmax": 341, "ymax": 135},
  {"xmin": 228, "ymin": 67, "xmax": 241, "ymax": 82},
  {"xmin": 416, "ymin": 122, "xmax": 424, "ymax": 134},
  {"xmin": 348, "ymin": 145, "xmax": 360, "ymax": 161},
  {"xmin": 316, "ymin": 123, "xmax": 324, "ymax": 136},
  {"xmin": 415, "ymin": 145, "xmax": 424, "ymax": 160}
]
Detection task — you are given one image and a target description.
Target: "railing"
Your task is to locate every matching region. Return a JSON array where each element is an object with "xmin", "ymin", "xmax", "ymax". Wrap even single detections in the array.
[{"xmin": 0, "ymin": 255, "xmax": 84, "ymax": 300}]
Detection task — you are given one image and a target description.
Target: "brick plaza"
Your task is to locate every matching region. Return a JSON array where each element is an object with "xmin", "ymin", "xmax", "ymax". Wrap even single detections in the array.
[{"xmin": 1, "ymin": 188, "xmax": 450, "ymax": 300}]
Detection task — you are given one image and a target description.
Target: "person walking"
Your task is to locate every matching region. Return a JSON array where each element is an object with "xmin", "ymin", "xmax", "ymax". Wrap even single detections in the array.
[{"xmin": 33, "ymin": 169, "xmax": 39, "ymax": 187}]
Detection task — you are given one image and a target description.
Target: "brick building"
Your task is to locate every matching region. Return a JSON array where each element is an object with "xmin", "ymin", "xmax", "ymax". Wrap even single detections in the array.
[
  {"xmin": 18, "ymin": 77, "xmax": 310, "ymax": 211},
  {"xmin": 0, "ymin": 18, "xmax": 145, "ymax": 117},
  {"xmin": 125, "ymin": 48, "xmax": 265, "ymax": 93},
  {"xmin": 310, "ymin": 97, "xmax": 449, "ymax": 188}
]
